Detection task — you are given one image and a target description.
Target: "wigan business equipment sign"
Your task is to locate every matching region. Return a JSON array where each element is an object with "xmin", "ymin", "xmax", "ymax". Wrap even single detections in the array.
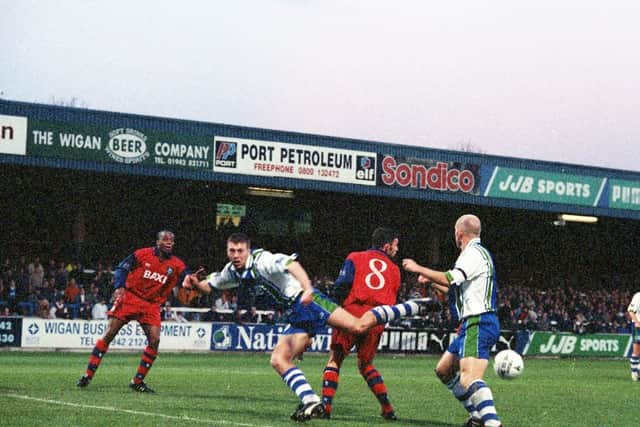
[{"xmin": 21, "ymin": 318, "xmax": 211, "ymax": 351}]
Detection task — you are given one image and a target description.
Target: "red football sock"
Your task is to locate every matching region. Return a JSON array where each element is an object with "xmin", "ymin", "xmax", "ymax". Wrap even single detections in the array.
[
  {"xmin": 360, "ymin": 363, "xmax": 393, "ymax": 414},
  {"xmin": 85, "ymin": 338, "xmax": 109, "ymax": 379},
  {"xmin": 133, "ymin": 346, "xmax": 157, "ymax": 384},
  {"xmin": 321, "ymin": 366, "xmax": 340, "ymax": 414}
]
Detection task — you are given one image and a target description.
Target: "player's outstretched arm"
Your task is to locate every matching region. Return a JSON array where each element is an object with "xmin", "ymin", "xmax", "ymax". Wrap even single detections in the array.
[
  {"xmin": 287, "ymin": 261, "xmax": 314, "ymax": 305},
  {"xmin": 182, "ymin": 268, "xmax": 212, "ymax": 295},
  {"xmin": 418, "ymin": 274, "xmax": 449, "ymax": 295},
  {"xmin": 402, "ymin": 258, "xmax": 450, "ymax": 287}
]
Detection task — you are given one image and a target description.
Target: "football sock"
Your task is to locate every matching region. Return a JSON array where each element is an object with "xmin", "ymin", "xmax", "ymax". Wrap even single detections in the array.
[
  {"xmin": 464, "ymin": 380, "xmax": 501, "ymax": 427},
  {"xmin": 448, "ymin": 373, "xmax": 480, "ymax": 420},
  {"xmin": 360, "ymin": 364, "xmax": 393, "ymax": 414},
  {"xmin": 321, "ymin": 366, "xmax": 340, "ymax": 414},
  {"xmin": 133, "ymin": 346, "xmax": 157, "ymax": 384},
  {"xmin": 370, "ymin": 301, "xmax": 419, "ymax": 324},
  {"xmin": 282, "ymin": 367, "xmax": 319, "ymax": 404},
  {"xmin": 630, "ymin": 356, "xmax": 639, "ymax": 377},
  {"xmin": 85, "ymin": 338, "xmax": 109, "ymax": 379}
]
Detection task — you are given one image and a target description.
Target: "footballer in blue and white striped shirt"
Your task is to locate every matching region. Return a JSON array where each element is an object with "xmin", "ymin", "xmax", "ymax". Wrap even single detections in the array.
[
  {"xmin": 403, "ymin": 214, "xmax": 502, "ymax": 427},
  {"xmin": 627, "ymin": 292, "xmax": 640, "ymax": 381}
]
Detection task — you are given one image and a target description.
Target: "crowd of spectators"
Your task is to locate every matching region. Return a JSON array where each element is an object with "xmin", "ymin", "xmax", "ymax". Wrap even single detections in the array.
[{"xmin": 0, "ymin": 255, "xmax": 636, "ymax": 335}]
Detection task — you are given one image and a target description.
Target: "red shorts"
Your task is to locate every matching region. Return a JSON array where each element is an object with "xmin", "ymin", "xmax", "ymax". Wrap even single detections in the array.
[
  {"xmin": 331, "ymin": 303, "xmax": 384, "ymax": 362},
  {"xmin": 108, "ymin": 290, "xmax": 161, "ymax": 327}
]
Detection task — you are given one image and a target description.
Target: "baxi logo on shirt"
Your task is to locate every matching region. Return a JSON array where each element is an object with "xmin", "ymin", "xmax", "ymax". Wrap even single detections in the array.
[
  {"xmin": 214, "ymin": 140, "xmax": 237, "ymax": 168},
  {"xmin": 143, "ymin": 270, "xmax": 168, "ymax": 284}
]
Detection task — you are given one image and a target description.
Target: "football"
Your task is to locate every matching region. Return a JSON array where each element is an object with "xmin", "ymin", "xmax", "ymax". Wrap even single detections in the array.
[{"xmin": 493, "ymin": 349, "xmax": 524, "ymax": 379}]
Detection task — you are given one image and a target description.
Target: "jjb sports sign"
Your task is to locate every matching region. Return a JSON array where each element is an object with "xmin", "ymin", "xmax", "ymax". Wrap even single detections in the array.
[{"xmin": 213, "ymin": 136, "xmax": 377, "ymax": 186}]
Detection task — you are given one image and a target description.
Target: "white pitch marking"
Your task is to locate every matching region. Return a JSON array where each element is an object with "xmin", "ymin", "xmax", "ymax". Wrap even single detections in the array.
[{"xmin": 2, "ymin": 393, "xmax": 273, "ymax": 427}]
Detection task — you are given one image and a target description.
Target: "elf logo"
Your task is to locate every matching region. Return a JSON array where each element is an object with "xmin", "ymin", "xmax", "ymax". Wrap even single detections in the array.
[
  {"xmin": 214, "ymin": 139, "xmax": 237, "ymax": 168},
  {"xmin": 355, "ymin": 155, "xmax": 376, "ymax": 181}
]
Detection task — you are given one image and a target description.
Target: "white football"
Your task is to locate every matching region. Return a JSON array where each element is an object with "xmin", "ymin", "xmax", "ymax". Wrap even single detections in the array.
[{"xmin": 493, "ymin": 349, "xmax": 524, "ymax": 379}]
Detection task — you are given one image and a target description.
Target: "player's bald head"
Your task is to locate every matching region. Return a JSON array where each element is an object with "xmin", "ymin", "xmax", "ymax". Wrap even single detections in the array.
[{"xmin": 455, "ymin": 214, "xmax": 481, "ymax": 237}]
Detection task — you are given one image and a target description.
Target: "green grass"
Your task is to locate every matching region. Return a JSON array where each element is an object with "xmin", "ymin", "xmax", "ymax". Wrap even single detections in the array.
[{"xmin": 0, "ymin": 351, "xmax": 634, "ymax": 426}]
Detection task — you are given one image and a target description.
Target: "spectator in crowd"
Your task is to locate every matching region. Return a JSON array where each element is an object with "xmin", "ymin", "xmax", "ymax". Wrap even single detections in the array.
[
  {"xmin": 241, "ymin": 306, "xmax": 260, "ymax": 324},
  {"xmin": 6, "ymin": 280, "xmax": 18, "ymax": 313},
  {"xmin": 36, "ymin": 288, "xmax": 50, "ymax": 318},
  {"xmin": 215, "ymin": 292, "xmax": 231, "ymax": 311},
  {"xmin": 91, "ymin": 297, "xmax": 109, "ymax": 320},
  {"xmin": 64, "ymin": 278, "xmax": 80, "ymax": 304},
  {"xmin": 175, "ymin": 283, "xmax": 200, "ymax": 308},
  {"xmin": 85, "ymin": 283, "xmax": 101, "ymax": 307},
  {"xmin": 162, "ymin": 301, "xmax": 177, "ymax": 321},
  {"xmin": 64, "ymin": 278, "xmax": 81, "ymax": 318},
  {"xmin": 45, "ymin": 258, "xmax": 57, "ymax": 280},
  {"xmin": 50, "ymin": 296, "xmax": 70, "ymax": 319},
  {"xmin": 29, "ymin": 257, "xmax": 45, "ymax": 289},
  {"xmin": 77, "ymin": 286, "xmax": 92, "ymax": 319},
  {"xmin": 202, "ymin": 304, "xmax": 222, "ymax": 322},
  {"xmin": 16, "ymin": 267, "xmax": 30, "ymax": 291},
  {"xmin": 55, "ymin": 262, "xmax": 68, "ymax": 288}
]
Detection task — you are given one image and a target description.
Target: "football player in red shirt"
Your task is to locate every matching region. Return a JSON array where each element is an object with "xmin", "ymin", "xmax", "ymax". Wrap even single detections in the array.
[
  {"xmin": 77, "ymin": 230, "xmax": 188, "ymax": 392},
  {"xmin": 321, "ymin": 227, "xmax": 401, "ymax": 420}
]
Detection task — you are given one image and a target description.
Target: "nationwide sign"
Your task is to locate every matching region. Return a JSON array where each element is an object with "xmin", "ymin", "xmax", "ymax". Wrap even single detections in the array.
[
  {"xmin": 379, "ymin": 155, "xmax": 480, "ymax": 194},
  {"xmin": 211, "ymin": 323, "xmax": 332, "ymax": 352},
  {"xmin": 26, "ymin": 119, "xmax": 213, "ymax": 170},
  {"xmin": 484, "ymin": 166, "xmax": 606, "ymax": 206},
  {"xmin": 213, "ymin": 136, "xmax": 377, "ymax": 186}
]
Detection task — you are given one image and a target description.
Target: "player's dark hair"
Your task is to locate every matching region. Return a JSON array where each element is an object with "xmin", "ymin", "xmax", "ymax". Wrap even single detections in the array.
[
  {"xmin": 371, "ymin": 227, "xmax": 398, "ymax": 249},
  {"xmin": 227, "ymin": 232, "xmax": 251, "ymax": 246},
  {"xmin": 157, "ymin": 230, "xmax": 175, "ymax": 240}
]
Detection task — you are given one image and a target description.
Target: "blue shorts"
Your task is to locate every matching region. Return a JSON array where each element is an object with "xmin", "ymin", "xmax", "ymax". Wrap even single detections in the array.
[
  {"xmin": 282, "ymin": 289, "xmax": 338, "ymax": 337},
  {"xmin": 448, "ymin": 312, "xmax": 500, "ymax": 360}
]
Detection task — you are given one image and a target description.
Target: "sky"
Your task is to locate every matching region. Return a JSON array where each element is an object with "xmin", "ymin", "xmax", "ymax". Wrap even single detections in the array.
[{"xmin": 1, "ymin": 0, "xmax": 639, "ymax": 172}]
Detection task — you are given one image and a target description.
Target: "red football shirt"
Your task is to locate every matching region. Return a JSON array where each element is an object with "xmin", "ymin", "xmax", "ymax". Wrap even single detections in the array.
[
  {"xmin": 341, "ymin": 249, "xmax": 400, "ymax": 307},
  {"xmin": 125, "ymin": 247, "xmax": 187, "ymax": 305}
]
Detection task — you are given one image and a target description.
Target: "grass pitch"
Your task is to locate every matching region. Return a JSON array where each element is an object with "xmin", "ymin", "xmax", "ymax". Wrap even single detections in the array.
[{"xmin": 0, "ymin": 351, "xmax": 633, "ymax": 426}]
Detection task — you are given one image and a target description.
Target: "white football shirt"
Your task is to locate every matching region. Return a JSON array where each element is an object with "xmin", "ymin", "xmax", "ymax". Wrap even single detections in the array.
[
  {"xmin": 206, "ymin": 249, "xmax": 302, "ymax": 307},
  {"xmin": 444, "ymin": 237, "xmax": 498, "ymax": 319},
  {"xmin": 628, "ymin": 292, "xmax": 640, "ymax": 314}
]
